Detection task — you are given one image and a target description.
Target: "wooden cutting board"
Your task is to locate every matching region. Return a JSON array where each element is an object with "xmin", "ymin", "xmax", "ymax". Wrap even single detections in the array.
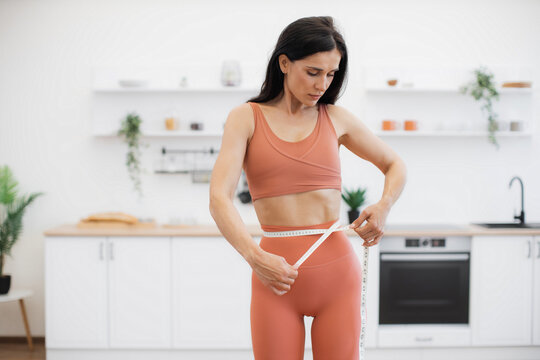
[
  {"xmin": 501, "ymin": 81, "xmax": 532, "ymax": 88},
  {"xmin": 77, "ymin": 219, "xmax": 157, "ymax": 229}
]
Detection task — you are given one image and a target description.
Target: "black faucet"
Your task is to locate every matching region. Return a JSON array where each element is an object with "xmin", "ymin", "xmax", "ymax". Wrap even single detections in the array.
[{"xmin": 509, "ymin": 176, "xmax": 525, "ymax": 224}]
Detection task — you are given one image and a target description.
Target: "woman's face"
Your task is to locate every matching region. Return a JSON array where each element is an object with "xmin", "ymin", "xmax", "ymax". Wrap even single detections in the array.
[{"xmin": 279, "ymin": 48, "xmax": 341, "ymax": 105}]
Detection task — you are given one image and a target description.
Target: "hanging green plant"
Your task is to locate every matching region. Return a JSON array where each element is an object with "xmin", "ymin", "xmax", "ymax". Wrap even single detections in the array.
[
  {"xmin": 459, "ymin": 66, "xmax": 500, "ymax": 149},
  {"xmin": 117, "ymin": 112, "xmax": 147, "ymax": 198}
]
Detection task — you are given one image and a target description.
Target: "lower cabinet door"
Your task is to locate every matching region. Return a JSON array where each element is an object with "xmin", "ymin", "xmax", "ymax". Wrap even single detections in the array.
[
  {"xmin": 172, "ymin": 236, "xmax": 252, "ymax": 349},
  {"xmin": 470, "ymin": 235, "xmax": 533, "ymax": 346},
  {"xmin": 533, "ymin": 236, "xmax": 540, "ymax": 346},
  {"xmin": 45, "ymin": 237, "xmax": 108, "ymax": 348},
  {"xmin": 108, "ymin": 237, "xmax": 172, "ymax": 348}
]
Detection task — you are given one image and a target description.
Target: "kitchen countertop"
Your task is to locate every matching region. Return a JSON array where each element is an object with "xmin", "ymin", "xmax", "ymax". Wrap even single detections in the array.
[{"xmin": 43, "ymin": 223, "xmax": 540, "ymax": 237}]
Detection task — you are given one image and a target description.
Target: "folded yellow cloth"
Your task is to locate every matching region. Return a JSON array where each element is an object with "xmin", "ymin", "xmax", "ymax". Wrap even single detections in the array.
[{"xmin": 81, "ymin": 212, "xmax": 138, "ymax": 224}]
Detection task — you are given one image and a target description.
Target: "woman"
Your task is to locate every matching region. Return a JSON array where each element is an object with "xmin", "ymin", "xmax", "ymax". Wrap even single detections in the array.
[{"xmin": 209, "ymin": 16, "xmax": 407, "ymax": 360}]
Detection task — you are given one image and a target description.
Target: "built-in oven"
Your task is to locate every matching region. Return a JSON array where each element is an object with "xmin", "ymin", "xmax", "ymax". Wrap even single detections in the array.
[{"xmin": 379, "ymin": 235, "xmax": 471, "ymax": 325}]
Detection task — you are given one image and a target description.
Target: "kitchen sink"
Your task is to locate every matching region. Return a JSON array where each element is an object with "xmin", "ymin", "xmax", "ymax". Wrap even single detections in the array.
[{"xmin": 472, "ymin": 222, "xmax": 540, "ymax": 229}]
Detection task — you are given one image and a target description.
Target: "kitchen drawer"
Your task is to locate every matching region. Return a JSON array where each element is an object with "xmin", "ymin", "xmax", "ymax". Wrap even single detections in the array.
[{"xmin": 378, "ymin": 324, "xmax": 471, "ymax": 348}]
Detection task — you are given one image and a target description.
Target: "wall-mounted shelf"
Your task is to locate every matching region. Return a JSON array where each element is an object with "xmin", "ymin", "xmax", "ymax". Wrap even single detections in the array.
[
  {"xmin": 94, "ymin": 130, "xmax": 223, "ymax": 137},
  {"xmin": 365, "ymin": 87, "xmax": 534, "ymax": 94},
  {"xmin": 363, "ymin": 65, "xmax": 535, "ymax": 138},
  {"xmin": 94, "ymin": 87, "xmax": 259, "ymax": 93},
  {"xmin": 92, "ymin": 79, "xmax": 254, "ymax": 135},
  {"xmin": 92, "ymin": 66, "xmax": 535, "ymax": 140},
  {"xmin": 374, "ymin": 130, "xmax": 532, "ymax": 137},
  {"xmin": 95, "ymin": 130, "xmax": 533, "ymax": 138}
]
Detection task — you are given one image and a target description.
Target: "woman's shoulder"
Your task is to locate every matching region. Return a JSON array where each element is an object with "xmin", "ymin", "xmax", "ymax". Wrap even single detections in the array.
[
  {"xmin": 324, "ymin": 103, "xmax": 351, "ymax": 141},
  {"xmin": 226, "ymin": 102, "xmax": 256, "ymax": 143},
  {"xmin": 232, "ymin": 102, "xmax": 255, "ymax": 113},
  {"xmin": 324, "ymin": 103, "xmax": 348, "ymax": 117},
  {"xmin": 325, "ymin": 103, "xmax": 374, "ymax": 146}
]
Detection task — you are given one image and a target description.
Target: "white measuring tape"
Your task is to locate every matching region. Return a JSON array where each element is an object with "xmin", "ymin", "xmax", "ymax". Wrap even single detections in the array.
[{"xmin": 262, "ymin": 219, "xmax": 369, "ymax": 360}]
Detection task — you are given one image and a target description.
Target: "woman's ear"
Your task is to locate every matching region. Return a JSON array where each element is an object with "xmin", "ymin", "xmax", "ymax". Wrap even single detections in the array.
[{"xmin": 278, "ymin": 54, "xmax": 289, "ymax": 74}]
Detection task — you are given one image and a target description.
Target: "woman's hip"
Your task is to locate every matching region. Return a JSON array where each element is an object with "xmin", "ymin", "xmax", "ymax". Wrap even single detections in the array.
[
  {"xmin": 251, "ymin": 250, "xmax": 362, "ymax": 316},
  {"xmin": 258, "ymin": 219, "xmax": 355, "ymax": 268}
]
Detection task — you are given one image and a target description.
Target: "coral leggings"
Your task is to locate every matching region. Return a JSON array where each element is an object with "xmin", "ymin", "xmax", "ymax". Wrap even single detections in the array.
[{"xmin": 251, "ymin": 219, "xmax": 362, "ymax": 360}]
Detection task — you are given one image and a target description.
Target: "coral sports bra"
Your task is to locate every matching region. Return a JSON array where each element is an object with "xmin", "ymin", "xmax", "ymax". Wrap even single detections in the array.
[{"xmin": 243, "ymin": 101, "xmax": 342, "ymax": 201}]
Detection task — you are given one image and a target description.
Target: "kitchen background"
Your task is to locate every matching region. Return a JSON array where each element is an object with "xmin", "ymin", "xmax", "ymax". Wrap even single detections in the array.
[{"xmin": 1, "ymin": 0, "xmax": 540, "ymax": 341}]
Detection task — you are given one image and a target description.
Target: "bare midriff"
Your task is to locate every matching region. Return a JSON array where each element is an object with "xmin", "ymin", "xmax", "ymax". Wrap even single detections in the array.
[{"xmin": 252, "ymin": 188, "xmax": 342, "ymax": 226}]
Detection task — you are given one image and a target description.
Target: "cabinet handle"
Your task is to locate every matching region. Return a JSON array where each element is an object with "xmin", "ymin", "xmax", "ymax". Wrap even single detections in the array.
[
  {"xmin": 537, "ymin": 240, "xmax": 540, "ymax": 259},
  {"xmin": 99, "ymin": 242, "xmax": 104, "ymax": 260},
  {"xmin": 109, "ymin": 242, "xmax": 114, "ymax": 260},
  {"xmin": 527, "ymin": 240, "xmax": 531, "ymax": 259}
]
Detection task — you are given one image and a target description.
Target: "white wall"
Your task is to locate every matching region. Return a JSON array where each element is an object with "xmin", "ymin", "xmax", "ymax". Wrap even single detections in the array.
[{"xmin": 1, "ymin": 0, "xmax": 539, "ymax": 336}]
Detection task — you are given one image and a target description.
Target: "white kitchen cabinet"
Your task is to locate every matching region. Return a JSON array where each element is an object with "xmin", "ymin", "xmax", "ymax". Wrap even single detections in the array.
[
  {"xmin": 533, "ymin": 236, "xmax": 540, "ymax": 346},
  {"xmin": 45, "ymin": 237, "xmax": 108, "ymax": 348},
  {"xmin": 171, "ymin": 236, "xmax": 252, "ymax": 349},
  {"xmin": 108, "ymin": 237, "xmax": 171, "ymax": 348},
  {"xmin": 470, "ymin": 235, "xmax": 535, "ymax": 346},
  {"xmin": 44, "ymin": 231, "xmax": 540, "ymax": 359},
  {"xmin": 45, "ymin": 236, "xmax": 171, "ymax": 349}
]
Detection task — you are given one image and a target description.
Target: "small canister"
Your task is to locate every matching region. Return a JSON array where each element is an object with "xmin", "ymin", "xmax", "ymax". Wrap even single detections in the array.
[
  {"xmin": 382, "ymin": 119, "xmax": 397, "ymax": 131},
  {"xmin": 404, "ymin": 119, "xmax": 418, "ymax": 131}
]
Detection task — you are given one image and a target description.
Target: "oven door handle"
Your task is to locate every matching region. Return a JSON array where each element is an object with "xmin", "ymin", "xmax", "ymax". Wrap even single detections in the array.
[{"xmin": 380, "ymin": 253, "xmax": 469, "ymax": 261}]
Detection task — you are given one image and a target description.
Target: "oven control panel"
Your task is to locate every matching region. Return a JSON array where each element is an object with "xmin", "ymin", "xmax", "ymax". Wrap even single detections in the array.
[
  {"xmin": 379, "ymin": 236, "xmax": 471, "ymax": 252},
  {"xmin": 405, "ymin": 237, "xmax": 446, "ymax": 248}
]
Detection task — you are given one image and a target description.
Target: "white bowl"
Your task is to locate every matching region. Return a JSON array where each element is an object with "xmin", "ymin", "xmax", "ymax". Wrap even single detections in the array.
[{"xmin": 118, "ymin": 79, "xmax": 149, "ymax": 88}]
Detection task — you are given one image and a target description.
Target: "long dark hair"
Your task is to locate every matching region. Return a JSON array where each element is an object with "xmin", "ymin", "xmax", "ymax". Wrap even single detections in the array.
[{"xmin": 247, "ymin": 16, "xmax": 348, "ymax": 105}]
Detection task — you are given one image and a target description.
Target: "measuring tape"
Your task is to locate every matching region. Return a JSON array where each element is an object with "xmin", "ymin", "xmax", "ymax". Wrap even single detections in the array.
[{"xmin": 263, "ymin": 220, "xmax": 369, "ymax": 360}]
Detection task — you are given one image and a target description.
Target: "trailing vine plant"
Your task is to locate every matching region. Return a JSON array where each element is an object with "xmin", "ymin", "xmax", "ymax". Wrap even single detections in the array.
[
  {"xmin": 117, "ymin": 112, "xmax": 148, "ymax": 198},
  {"xmin": 459, "ymin": 66, "xmax": 500, "ymax": 150}
]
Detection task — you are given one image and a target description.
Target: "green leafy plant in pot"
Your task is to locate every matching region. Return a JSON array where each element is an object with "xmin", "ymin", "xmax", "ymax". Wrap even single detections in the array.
[
  {"xmin": 459, "ymin": 65, "xmax": 501, "ymax": 150},
  {"xmin": 117, "ymin": 112, "xmax": 148, "ymax": 199},
  {"xmin": 341, "ymin": 186, "xmax": 367, "ymax": 224},
  {"xmin": 0, "ymin": 165, "xmax": 44, "ymax": 294}
]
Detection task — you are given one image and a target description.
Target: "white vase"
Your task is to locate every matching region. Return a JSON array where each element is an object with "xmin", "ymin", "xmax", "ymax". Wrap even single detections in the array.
[{"xmin": 221, "ymin": 60, "xmax": 242, "ymax": 87}]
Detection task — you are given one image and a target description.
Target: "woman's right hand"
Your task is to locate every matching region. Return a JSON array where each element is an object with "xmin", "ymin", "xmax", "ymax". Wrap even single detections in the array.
[{"xmin": 250, "ymin": 250, "xmax": 299, "ymax": 296}]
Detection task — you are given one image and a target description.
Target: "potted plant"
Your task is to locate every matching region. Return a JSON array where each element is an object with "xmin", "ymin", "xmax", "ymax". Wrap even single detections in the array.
[
  {"xmin": 342, "ymin": 186, "xmax": 367, "ymax": 224},
  {"xmin": 459, "ymin": 66, "xmax": 501, "ymax": 149},
  {"xmin": 0, "ymin": 165, "xmax": 44, "ymax": 294},
  {"xmin": 117, "ymin": 112, "xmax": 148, "ymax": 199}
]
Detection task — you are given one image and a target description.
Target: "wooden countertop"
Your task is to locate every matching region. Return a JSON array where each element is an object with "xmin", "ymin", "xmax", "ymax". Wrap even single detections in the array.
[{"xmin": 43, "ymin": 223, "xmax": 540, "ymax": 237}]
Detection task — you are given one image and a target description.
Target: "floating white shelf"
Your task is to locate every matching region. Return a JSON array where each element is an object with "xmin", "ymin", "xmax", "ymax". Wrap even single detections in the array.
[
  {"xmin": 95, "ymin": 86, "xmax": 533, "ymax": 93},
  {"xmin": 93, "ymin": 86, "xmax": 259, "ymax": 93},
  {"xmin": 365, "ymin": 87, "xmax": 534, "ymax": 94},
  {"xmin": 374, "ymin": 130, "xmax": 532, "ymax": 137},
  {"xmin": 95, "ymin": 130, "xmax": 223, "ymax": 137},
  {"xmin": 94, "ymin": 130, "xmax": 532, "ymax": 138},
  {"xmin": 92, "ymin": 67, "xmax": 534, "ymax": 139}
]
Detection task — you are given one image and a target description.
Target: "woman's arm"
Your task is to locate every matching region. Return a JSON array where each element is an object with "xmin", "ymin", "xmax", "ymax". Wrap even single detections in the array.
[
  {"xmin": 209, "ymin": 104, "xmax": 263, "ymax": 265},
  {"xmin": 378, "ymin": 159, "xmax": 407, "ymax": 210},
  {"xmin": 332, "ymin": 105, "xmax": 407, "ymax": 245},
  {"xmin": 209, "ymin": 104, "xmax": 298, "ymax": 295}
]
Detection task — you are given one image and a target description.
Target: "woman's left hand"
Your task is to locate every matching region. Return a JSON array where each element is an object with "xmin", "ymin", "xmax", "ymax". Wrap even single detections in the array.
[{"xmin": 349, "ymin": 201, "xmax": 390, "ymax": 247}]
